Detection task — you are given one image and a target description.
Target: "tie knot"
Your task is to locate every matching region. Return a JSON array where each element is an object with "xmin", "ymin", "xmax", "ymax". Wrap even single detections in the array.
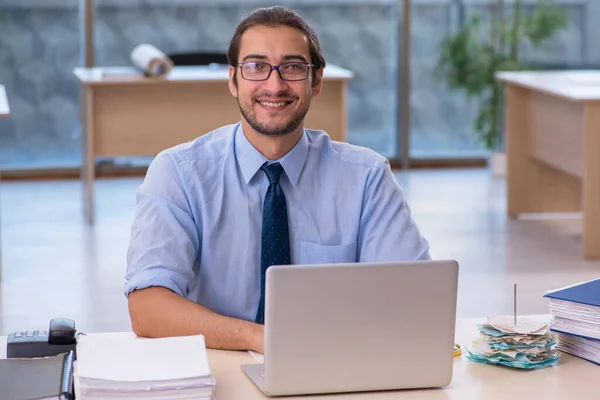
[{"xmin": 261, "ymin": 162, "xmax": 284, "ymax": 185}]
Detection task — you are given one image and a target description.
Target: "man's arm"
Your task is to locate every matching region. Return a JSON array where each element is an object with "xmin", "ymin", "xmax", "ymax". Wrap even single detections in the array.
[
  {"xmin": 125, "ymin": 151, "xmax": 263, "ymax": 352},
  {"xmin": 128, "ymin": 287, "xmax": 264, "ymax": 353},
  {"xmin": 358, "ymin": 157, "xmax": 431, "ymax": 261}
]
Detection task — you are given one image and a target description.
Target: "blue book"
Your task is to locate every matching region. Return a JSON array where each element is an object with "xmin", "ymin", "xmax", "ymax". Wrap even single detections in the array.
[
  {"xmin": 544, "ymin": 278, "xmax": 600, "ymax": 341},
  {"xmin": 544, "ymin": 278, "xmax": 600, "ymax": 307}
]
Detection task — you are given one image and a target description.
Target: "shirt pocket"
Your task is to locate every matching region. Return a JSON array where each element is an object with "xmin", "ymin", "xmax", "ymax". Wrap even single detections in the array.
[{"xmin": 298, "ymin": 241, "xmax": 357, "ymax": 264}]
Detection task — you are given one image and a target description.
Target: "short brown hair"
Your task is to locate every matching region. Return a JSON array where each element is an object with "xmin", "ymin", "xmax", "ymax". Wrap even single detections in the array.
[{"xmin": 227, "ymin": 6, "xmax": 326, "ymax": 87}]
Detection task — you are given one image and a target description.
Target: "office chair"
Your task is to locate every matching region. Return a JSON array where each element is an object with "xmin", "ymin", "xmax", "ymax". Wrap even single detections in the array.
[{"xmin": 168, "ymin": 52, "xmax": 229, "ymax": 66}]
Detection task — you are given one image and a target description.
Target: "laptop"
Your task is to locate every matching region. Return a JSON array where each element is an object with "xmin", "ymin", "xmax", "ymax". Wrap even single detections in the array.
[{"xmin": 241, "ymin": 259, "xmax": 459, "ymax": 396}]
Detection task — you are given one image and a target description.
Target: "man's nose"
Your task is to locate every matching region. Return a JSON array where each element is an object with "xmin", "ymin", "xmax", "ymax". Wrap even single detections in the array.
[{"xmin": 263, "ymin": 68, "xmax": 288, "ymax": 92}]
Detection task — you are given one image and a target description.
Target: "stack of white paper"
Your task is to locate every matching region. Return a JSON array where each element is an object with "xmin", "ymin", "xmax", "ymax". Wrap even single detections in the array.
[
  {"xmin": 554, "ymin": 332, "xmax": 600, "ymax": 366},
  {"xmin": 74, "ymin": 334, "xmax": 216, "ymax": 399},
  {"xmin": 466, "ymin": 315, "xmax": 559, "ymax": 369}
]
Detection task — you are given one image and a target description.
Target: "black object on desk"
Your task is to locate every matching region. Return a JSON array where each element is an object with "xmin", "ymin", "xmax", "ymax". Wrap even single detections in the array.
[
  {"xmin": 0, "ymin": 350, "xmax": 74, "ymax": 400},
  {"xmin": 7, "ymin": 318, "xmax": 78, "ymax": 359},
  {"xmin": 168, "ymin": 51, "xmax": 229, "ymax": 66}
]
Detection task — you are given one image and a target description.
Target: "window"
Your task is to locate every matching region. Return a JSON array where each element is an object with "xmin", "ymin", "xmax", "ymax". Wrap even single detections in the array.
[{"xmin": 0, "ymin": 1, "xmax": 81, "ymax": 169}]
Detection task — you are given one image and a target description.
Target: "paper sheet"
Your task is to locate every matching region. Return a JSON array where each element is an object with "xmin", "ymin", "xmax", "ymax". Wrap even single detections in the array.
[
  {"xmin": 76, "ymin": 334, "xmax": 212, "ymax": 382},
  {"xmin": 466, "ymin": 315, "xmax": 559, "ymax": 369},
  {"xmin": 249, "ymin": 350, "xmax": 264, "ymax": 364}
]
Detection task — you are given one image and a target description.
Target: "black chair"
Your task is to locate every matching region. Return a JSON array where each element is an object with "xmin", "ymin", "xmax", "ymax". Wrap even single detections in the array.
[{"xmin": 168, "ymin": 52, "xmax": 229, "ymax": 66}]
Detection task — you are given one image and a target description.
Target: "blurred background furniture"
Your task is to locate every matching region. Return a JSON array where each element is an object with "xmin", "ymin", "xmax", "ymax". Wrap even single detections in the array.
[
  {"xmin": 168, "ymin": 52, "xmax": 229, "ymax": 66},
  {"xmin": 497, "ymin": 70, "xmax": 600, "ymax": 259},
  {"xmin": 0, "ymin": 84, "xmax": 10, "ymax": 280}
]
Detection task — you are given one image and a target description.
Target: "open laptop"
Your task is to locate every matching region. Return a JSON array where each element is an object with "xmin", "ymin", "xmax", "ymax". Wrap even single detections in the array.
[{"xmin": 241, "ymin": 259, "xmax": 459, "ymax": 396}]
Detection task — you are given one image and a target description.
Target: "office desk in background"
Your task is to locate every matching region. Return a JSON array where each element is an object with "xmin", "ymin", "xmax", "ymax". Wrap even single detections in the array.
[
  {"xmin": 1, "ymin": 316, "xmax": 598, "ymax": 399},
  {"xmin": 0, "ymin": 84, "xmax": 10, "ymax": 280},
  {"xmin": 73, "ymin": 65, "xmax": 353, "ymax": 224},
  {"xmin": 497, "ymin": 71, "xmax": 600, "ymax": 259}
]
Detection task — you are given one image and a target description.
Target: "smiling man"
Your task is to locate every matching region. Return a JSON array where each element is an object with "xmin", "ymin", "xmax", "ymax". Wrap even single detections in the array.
[{"xmin": 125, "ymin": 6, "xmax": 430, "ymax": 354}]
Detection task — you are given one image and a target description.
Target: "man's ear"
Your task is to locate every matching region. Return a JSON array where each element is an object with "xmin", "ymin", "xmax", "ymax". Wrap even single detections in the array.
[
  {"xmin": 228, "ymin": 66, "xmax": 238, "ymax": 97},
  {"xmin": 312, "ymin": 67, "xmax": 324, "ymax": 96}
]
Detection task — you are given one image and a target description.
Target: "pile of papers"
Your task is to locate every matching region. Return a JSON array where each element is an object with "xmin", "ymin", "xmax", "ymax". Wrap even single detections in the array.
[
  {"xmin": 554, "ymin": 331, "xmax": 600, "ymax": 365},
  {"xmin": 74, "ymin": 333, "xmax": 216, "ymax": 399},
  {"xmin": 466, "ymin": 315, "xmax": 559, "ymax": 369},
  {"xmin": 545, "ymin": 278, "xmax": 600, "ymax": 365}
]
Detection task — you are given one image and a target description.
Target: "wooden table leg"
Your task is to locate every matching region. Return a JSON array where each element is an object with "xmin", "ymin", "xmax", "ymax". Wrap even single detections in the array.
[
  {"xmin": 583, "ymin": 103, "xmax": 600, "ymax": 259},
  {"xmin": 81, "ymin": 85, "xmax": 95, "ymax": 225},
  {"xmin": 506, "ymin": 84, "xmax": 536, "ymax": 218},
  {"xmin": 505, "ymin": 84, "xmax": 581, "ymax": 218}
]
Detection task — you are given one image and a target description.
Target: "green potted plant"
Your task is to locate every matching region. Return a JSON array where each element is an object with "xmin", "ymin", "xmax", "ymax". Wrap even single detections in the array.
[{"xmin": 435, "ymin": 0, "xmax": 568, "ymax": 174}]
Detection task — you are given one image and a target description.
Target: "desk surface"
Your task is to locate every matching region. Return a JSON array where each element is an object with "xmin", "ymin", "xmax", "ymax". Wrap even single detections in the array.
[
  {"xmin": 74, "ymin": 64, "xmax": 354, "ymax": 86},
  {"xmin": 0, "ymin": 85, "xmax": 9, "ymax": 116},
  {"xmin": 1, "ymin": 316, "xmax": 599, "ymax": 399},
  {"xmin": 496, "ymin": 70, "xmax": 600, "ymax": 101}
]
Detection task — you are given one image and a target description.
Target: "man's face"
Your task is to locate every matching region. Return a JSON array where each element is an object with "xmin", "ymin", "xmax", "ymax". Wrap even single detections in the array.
[{"xmin": 229, "ymin": 25, "xmax": 323, "ymax": 137}]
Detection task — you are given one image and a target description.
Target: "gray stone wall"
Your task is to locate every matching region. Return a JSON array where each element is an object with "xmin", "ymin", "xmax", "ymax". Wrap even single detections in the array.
[
  {"xmin": 0, "ymin": 5, "xmax": 80, "ymax": 166},
  {"xmin": 0, "ymin": 0, "xmax": 595, "ymax": 167}
]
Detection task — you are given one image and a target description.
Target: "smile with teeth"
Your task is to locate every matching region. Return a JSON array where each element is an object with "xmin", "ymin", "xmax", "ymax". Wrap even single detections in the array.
[
  {"xmin": 261, "ymin": 101, "xmax": 287, "ymax": 107},
  {"xmin": 257, "ymin": 99, "xmax": 294, "ymax": 108}
]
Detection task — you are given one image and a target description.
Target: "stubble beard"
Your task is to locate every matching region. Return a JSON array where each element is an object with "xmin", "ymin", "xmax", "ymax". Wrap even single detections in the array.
[{"xmin": 237, "ymin": 90, "xmax": 312, "ymax": 137}]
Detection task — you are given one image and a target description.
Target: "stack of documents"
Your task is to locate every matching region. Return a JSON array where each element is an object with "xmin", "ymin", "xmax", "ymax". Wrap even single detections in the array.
[
  {"xmin": 545, "ymin": 278, "xmax": 600, "ymax": 365},
  {"xmin": 74, "ymin": 334, "xmax": 216, "ymax": 399},
  {"xmin": 466, "ymin": 315, "xmax": 559, "ymax": 369},
  {"xmin": 554, "ymin": 331, "xmax": 600, "ymax": 365}
]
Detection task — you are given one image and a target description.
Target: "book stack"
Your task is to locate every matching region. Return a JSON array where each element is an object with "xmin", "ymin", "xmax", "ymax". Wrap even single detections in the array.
[
  {"xmin": 545, "ymin": 278, "xmax": 600, "ymax": 366},
  {"xmin": 74, "ymin": 333, "xmax": 216, "ymax": 399},
  {"xmin": 466, "ymin": 315, "xmax": 559, "ymax": 369}
]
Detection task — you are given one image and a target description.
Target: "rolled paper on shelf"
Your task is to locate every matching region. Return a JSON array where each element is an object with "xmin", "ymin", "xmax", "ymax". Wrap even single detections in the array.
[{"xmin": 130, "ymin": 43, "xmax": 173, "ymax": 77}]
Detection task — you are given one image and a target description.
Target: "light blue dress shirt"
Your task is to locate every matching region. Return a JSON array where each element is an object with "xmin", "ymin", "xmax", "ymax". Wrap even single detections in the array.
[{"xmin": 125, "ymin": 122, "xmax": 430, "ymax": 321}]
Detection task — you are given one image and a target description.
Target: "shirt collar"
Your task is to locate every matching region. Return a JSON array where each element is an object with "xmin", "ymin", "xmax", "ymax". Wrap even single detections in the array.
[{"xmin": 234, "ymin": 123, "xmax": 308, "ymax": 187}]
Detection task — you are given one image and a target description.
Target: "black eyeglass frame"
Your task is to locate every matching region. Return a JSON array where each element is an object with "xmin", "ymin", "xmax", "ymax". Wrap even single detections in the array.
[{"xmin": 236, "ymin": 61, "xmax": 317, "ymax": 81}]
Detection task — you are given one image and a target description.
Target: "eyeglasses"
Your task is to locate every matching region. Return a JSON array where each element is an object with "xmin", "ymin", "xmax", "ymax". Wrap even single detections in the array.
[{"xmin": 236, "ymin": 62, "xmax": 315, "ymax": 81}]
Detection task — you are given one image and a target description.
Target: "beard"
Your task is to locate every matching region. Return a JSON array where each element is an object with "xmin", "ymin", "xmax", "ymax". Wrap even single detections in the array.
[{"xmin": 236, "ymin": 90, "xmax": 311, "ymax": 137}]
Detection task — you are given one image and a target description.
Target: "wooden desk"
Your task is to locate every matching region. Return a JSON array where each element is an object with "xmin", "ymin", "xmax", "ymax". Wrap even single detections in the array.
[
  {"xmin": 73, "ymin": 65, "xmax": 353, "ymax": 224},
  {"xmin": 496, "ymin": 71, "xmax": 600, "ymax": 259},
  {"xmin": 2, "ymin": 316, "xmax": 598, "ymax": 399},
  {"xmin": 0, "ymin": 85, "xmax": 10, "ymax": 281}
]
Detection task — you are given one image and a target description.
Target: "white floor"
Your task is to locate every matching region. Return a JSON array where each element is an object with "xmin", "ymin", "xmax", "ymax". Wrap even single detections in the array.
[{"xmin": 0, "ymin": 168, "xmax": 598, "ymax": 335}]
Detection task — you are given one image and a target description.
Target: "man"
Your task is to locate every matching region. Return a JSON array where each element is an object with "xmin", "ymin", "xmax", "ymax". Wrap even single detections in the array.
[{"xmin": 125, "ymin": 6, "xmax": 430, "ymax": 354}]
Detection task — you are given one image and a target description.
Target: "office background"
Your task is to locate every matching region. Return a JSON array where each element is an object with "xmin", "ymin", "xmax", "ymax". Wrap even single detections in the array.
[
  {"xmin": 1, "ymin": 0, "xmax": 600, "ymax": 336},
  {"xmin": 1, "ymin": 0, "xmax": 598, "ymax": 172}
]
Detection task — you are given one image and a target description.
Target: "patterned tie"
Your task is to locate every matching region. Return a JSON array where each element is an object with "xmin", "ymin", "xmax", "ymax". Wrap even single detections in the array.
[{"xmin": 255, "ymin": 162, "xmax": 291, "ymax": 324}]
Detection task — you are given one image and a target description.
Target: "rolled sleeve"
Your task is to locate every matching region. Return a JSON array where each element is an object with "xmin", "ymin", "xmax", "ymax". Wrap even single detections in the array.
[
  {"xmin": 124, "ymin": 266, "xmax": 189, "ymax": 298},
  {"xmin": 358, "ymin": 158, "xmax": 431, "ymax": 262},
  {"xmin": 125, "ymin": 150, "xmax": 200, "ymax": 299}
]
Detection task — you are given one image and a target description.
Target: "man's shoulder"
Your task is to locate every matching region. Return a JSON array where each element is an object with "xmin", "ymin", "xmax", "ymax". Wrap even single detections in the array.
[
  {"xmin": 161, "ymin": 124, "xmax": 236, "ymax": 163},
  {"xmin": 305, "ymin": 129, "xmax": 388, "ymax": 170}
]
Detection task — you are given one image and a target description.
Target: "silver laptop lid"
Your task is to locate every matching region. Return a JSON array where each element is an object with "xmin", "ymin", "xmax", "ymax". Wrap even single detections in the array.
[{"xmin": 263, "ymin": 260, "xmax": 459, "ymax": 396}]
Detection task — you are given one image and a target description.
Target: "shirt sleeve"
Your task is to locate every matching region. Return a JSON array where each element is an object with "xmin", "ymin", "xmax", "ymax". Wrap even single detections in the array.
[
  {"xmin": 124, "ymin": 150, "xmax": 200, "ymax": 298},
  {"xmin": 357, "ymin": 158, "xmax": 431, "ymax": 262}
]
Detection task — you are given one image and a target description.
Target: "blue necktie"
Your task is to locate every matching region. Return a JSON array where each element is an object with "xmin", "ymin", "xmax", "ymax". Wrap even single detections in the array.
[{"xmin": 255, "ymin": 162, "xmax": 291, "ymax": 324}]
